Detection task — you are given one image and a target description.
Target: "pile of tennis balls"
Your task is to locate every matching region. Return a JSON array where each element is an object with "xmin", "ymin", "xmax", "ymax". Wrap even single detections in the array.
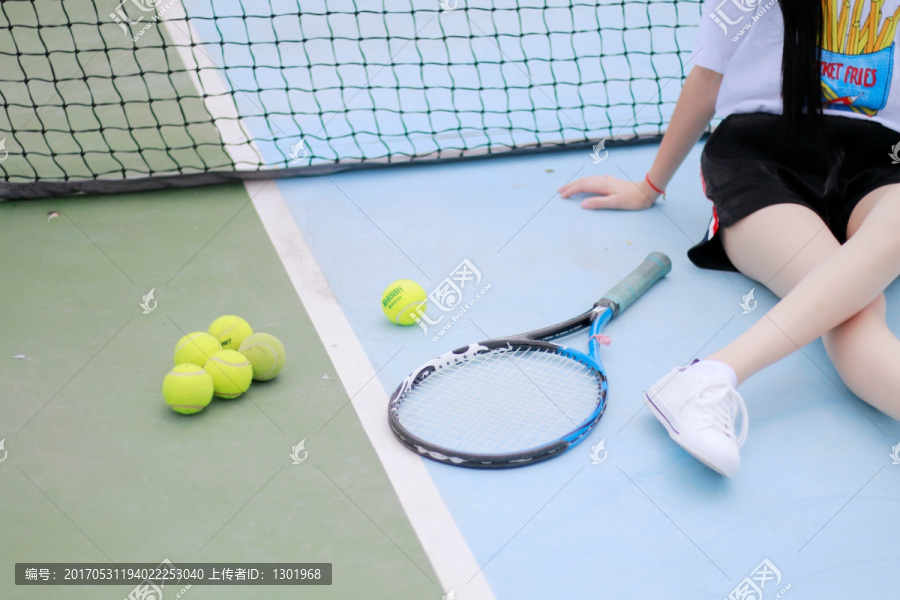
[{"xmin": 162, "ymin": 315, "xmax": 286, "ymax": 415}]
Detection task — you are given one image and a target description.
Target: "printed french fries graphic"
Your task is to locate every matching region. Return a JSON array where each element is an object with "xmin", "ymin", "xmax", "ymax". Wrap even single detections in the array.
[{"xmin": 821, "ymin": 0, "xmax": 898, "ymax": 116}]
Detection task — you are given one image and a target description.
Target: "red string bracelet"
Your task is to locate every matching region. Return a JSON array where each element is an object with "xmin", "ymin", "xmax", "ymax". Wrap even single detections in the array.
[{"xmin": 645, "ymin": 173, "xmax": 665, "ymax": 196}]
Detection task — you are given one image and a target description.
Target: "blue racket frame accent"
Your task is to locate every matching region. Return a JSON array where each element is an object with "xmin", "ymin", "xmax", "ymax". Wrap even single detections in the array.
[{"xmin": 555, "ymin": 306, "xmax": 612, "ymax": 445}]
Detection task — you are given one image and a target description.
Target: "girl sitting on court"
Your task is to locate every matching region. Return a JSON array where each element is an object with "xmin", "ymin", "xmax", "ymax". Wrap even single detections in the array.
[{"xmin": 559, "ymin": 0, "xmax": 900, "ymax": 477}]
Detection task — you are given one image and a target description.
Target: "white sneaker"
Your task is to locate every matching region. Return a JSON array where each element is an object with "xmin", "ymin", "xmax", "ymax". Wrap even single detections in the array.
[{"xmin": 644, "ymin": 361, "xmax": 748, "ymax": 478}]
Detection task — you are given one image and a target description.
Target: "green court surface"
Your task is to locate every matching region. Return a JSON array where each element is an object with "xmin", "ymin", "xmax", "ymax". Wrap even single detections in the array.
[
  {"xmin": 0, "ymin": 0, "xmax": 232, "ymax": 183},
  {"xmin": 0, "ymin": 184, "xmax": 439, "ymax": 599}
]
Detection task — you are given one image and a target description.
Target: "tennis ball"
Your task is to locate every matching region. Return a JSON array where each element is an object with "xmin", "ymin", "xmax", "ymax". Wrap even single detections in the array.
[
  {"xmin": 173, "ymin": 331, "xmax": 222, "ymax": 367},
  {"xmin": 163, "ymin": 364, "xmax": 214, "ymax": 415},
  {"xmin": 239, "ymin": 333, "xmax": 286, "ymax": 381},
  {"xmin": 204, "ymin": 349, "xmax": 253, "ymax": 399},
  {"xmin": 208, "ymin": 315, "xmax": 253, "ymax": 350},
  {"xmin": 382, "ymin": 279, "xmax": 427, "ymax": 326}
]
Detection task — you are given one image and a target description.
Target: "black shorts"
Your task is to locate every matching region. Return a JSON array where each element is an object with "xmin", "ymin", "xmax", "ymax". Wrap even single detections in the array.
[{"xmin": 688, "ymin": 112, "xmax": 900, "ymax": 271}]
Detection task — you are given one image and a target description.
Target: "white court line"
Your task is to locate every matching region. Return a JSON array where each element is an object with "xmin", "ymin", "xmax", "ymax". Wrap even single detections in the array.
[
  {"xmin": 156, "ymin": 5, "xmax": 492, "ymax": 593},
  {"xmin": 248, "ymin": 180, "xmax": 496, "ymax": 600}
]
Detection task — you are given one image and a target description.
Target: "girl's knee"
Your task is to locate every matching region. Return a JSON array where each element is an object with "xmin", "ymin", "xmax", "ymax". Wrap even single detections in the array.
[
  {"xmin": 823, "ymin": 294, "xmax": 887, "ymax": 352},
  {"xmin": 823, "ymin": 295, "xmax": 900, "ymax": 419}
]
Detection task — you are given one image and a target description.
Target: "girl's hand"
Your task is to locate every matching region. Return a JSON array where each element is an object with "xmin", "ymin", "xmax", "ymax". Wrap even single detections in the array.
[{"xmin": 558, "ymin": 175, "xmax": 660, "ymax": 210}]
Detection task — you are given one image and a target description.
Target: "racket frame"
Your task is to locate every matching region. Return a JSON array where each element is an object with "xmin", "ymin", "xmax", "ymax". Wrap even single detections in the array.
[{"xmin": 388, "ymin": 304, "xmax": 613, "ymax": 468}]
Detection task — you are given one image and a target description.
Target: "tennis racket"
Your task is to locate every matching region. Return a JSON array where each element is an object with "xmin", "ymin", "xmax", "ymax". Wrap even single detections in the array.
[{"xmin": 388, "ymin": 252, "xmax": 671, "ymax": 468}]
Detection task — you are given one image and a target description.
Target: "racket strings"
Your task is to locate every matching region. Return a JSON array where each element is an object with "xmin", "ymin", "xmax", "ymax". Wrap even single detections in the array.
[{"xmin": 396, "ymin": 347, "xmax": 603, "ymax": 455}]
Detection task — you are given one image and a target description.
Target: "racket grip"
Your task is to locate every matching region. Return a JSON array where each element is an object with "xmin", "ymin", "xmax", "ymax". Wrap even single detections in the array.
[{"xmin": 596, "ymin": 252, "xmax": 671, "ymax": 317}]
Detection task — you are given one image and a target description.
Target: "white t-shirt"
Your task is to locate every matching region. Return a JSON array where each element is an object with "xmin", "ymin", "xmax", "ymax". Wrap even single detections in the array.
[{"xmin": 692, "ymin": 0, "xmax": 900, "ymax": 133}]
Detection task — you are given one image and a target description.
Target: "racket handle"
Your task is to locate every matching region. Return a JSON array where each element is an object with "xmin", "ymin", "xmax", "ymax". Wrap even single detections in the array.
[{"xmin": 596, "ymin": 252, "xmax": 671, "ymax": 317}]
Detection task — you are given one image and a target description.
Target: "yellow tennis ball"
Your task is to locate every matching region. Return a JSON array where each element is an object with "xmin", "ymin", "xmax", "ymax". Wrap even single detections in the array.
[
  {"xmin": 204, "ymin": 349, "xmax": 253, "ymax": 399},
  {"xmin": 208, "ymin": 315, "xmax": 253, "ymax": 350},
  {"xmin": 163, "ymin": 364, "xmax": 214, "ymax": 415},
  {"xmin": 173, "ymin": 331, "xmax": 222, "ymax": 367},
  {"xmin": 382, "ymin": 279, "xmax": 427, "ymax": 326},
  {"xmin": 239, "ymin": 333, "xmax": 286, "ymax": 381}
]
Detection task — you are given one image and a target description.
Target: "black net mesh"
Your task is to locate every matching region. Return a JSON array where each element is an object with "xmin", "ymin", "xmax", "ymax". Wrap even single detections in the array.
[{"xmin": 0, "ymin": 0, "xmax": 702, "ymax": 198}]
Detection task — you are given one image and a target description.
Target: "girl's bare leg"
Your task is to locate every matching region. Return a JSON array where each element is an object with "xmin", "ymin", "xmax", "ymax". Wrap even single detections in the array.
[{"xmin": 709, "ymin": 187, "xmax": 900, "ymax": 419}]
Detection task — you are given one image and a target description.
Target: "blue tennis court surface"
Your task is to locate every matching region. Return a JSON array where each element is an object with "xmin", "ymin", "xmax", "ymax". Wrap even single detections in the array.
[{"xmin": 276, "ymin": 140, "xmax": 900, "ymax": 599}]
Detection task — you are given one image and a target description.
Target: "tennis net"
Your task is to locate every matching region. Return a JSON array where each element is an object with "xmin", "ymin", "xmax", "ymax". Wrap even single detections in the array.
[{"xmin": 0, "ymin": 0, "xmax": 702, "ymax": 199}]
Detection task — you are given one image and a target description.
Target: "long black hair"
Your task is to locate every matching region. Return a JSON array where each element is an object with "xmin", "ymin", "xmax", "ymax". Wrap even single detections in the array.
[{"xmin": 779, "ymin": 0, "xmax": 824, "ymax": 133}]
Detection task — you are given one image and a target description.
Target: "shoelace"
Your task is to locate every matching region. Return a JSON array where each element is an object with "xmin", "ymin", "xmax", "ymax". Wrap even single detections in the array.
[{"xmin": 695, "ymin": 381, "xmax": 749, "ymax": 448}]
